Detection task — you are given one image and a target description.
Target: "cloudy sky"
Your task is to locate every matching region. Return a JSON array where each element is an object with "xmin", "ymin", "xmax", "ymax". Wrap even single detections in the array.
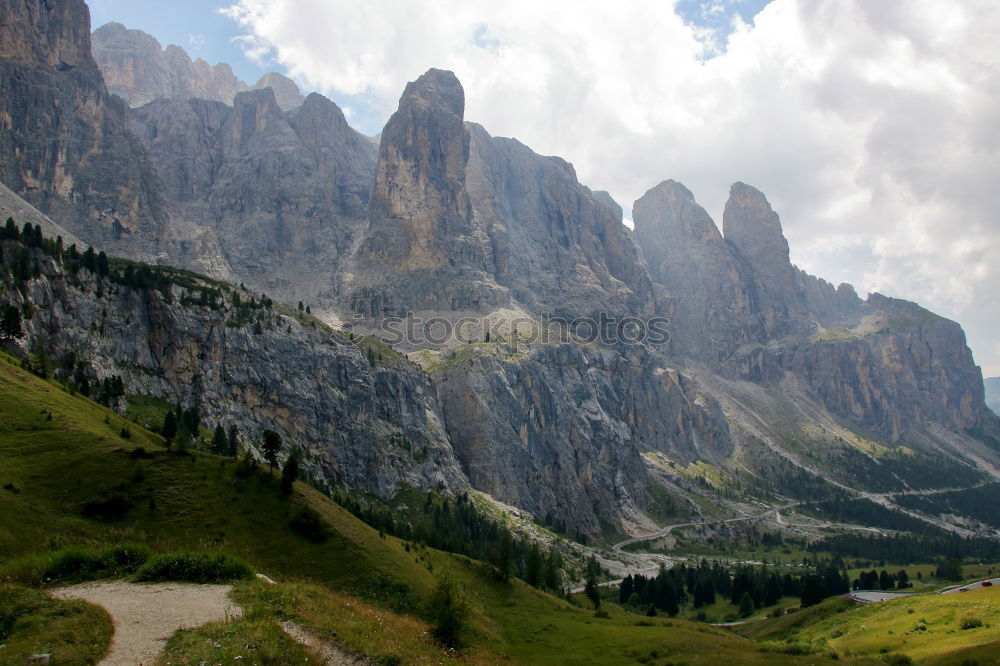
[{"xmin": 91, "ymin": 0, "xmax": 1000, "ymax": 377}]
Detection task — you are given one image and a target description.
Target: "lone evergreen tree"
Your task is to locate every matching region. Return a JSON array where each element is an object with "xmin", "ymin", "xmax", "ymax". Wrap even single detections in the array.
[
  {"xmin": 227, "ymin": 424, "xmax": 239, "ymax": 456},
  {"xmin": 280, "ymin": 447, "xmax": 301, "ymax": 494},
  {"xmin": 738, "ymin": 591, "xmax": 755, "ymax": 617},
  {"xmin": 162, "ymin": 410, "xmax": 178, "ymax": 441},
  {"xmin": 212, "ymin": 424, "xmax": 228, "ymax": 455},
  {"xmin": 262, "ymin": 429, "xmax": 282, "ymax": 472},
  {"xmin": 584, "ymin": 555, "xmax": 601, "ymax": 609},
  {"xmin": 427, "ymin": 574, "xmax": 468, "ymax": 648}
]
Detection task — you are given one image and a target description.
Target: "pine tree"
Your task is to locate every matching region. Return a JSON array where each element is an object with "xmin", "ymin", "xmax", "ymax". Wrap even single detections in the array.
[
  {"xmin": 212, "ymin": 424, "xmax": 228, "ymax": 455},
  {"xmin": 227, "ymin": 424, "xmax": 239, "ymax": 456},
  {"xmin": 492, "ymin": 528, "xmax": 514, "ymax": 581},
  {"xmin": 738, "ymin": 591, "xmax": 755, "ymax": 617},
  {"xmin": 544, "ymin": 548, "xmax": 563, "ymax": 591},
  {"xmin": 619, "ymin": 574, "xmax": 634, "ymax": 605},
  {"xmin": 280, "ymin": 447, "xmax": 301, "ymax": 494},
  {"xmin": 2, "ymin": 217, "xmax": 16, "ymax": 239},
  {"xmin": 524, "ymin": 543, "xmax": 543, "ymax": 588},
  {"xmin": 262, "ymin": 429, "xmax": 282, "ymax": 472},
  {"xmin": 584, "ymin": 555, "xmax": 601, "ymax": 609},
  {"xmin": 162, "ymin": 410, "xmax": 178, "ymax": 442},
  {"xmin": 427, "ymin": 574, "xmax": 468, "ymax": 648}
]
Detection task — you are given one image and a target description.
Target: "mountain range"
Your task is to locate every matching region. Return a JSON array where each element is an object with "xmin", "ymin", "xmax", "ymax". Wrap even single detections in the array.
[{"xmin": 1, "ymin": 0, "xmax": 998, "ymax": 541}]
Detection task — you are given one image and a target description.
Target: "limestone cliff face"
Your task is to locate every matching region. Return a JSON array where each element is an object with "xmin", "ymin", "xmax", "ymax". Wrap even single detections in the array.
[
  {"xmin": 347, "ymin": 69, "xmax": 658, "ymax": 321},
  {"xmin": 252, "ymin": 72, "xmax": 305, "ymax": 111},
  {"xmin": 2, "ymin": 243, "xmax": 467, "ymax": 498},
  {"xmin": 780, "ymin": 295, "xmax": 994, "ymax": 442},
  {"xmin": 634, "ymin": 179, "xmax": 992, "ymax": 444},
  {"xmin": 433, "ymin": 343, "xmax": 732, "ymax": 533},
  {"xmin": 632, "ymin": 180, "xmax": 763, "ymax": 360},
  {"xmin": 348, "ymin": 69, "xmax": 507, "ymax": 316},
  {"xmin": 130, "ymin": 88, "xmax": 377, "ymax": 304},
  {"xmin": 92, "ymin": 23, "xmax": 243, "ymax": 108},
  {"xmin": 93, "ymin": 23, "xmax": 306, "ymax": 111},
  {"xmin": 465, "ymin": 124, "xmax": 658, "ymax": 320},
  {"xmin": 0, "ymin": 0, "xmax": 166, "ymax": 257},
  {"xmin": 0, "ymin": 0, "xmax": 92, "ymax": 68}
]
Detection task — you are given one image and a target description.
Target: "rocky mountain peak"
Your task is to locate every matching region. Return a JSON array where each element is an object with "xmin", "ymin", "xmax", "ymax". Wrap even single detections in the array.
[
  {"xmin": 723, "ymin": 181, "xmax": 791, "ymax": 265},
  {"xmin": 723, "ymin": 181, "xmax": 805, "ymax": 322},
  {"xmin": 252, "ymin": 72, "xmax": 305, "ymax": 111},
  {"xmin": 633, "ymin": 180, "xmax": 762, "ymax": 359},
  {"xmin": 398, "ymin": 68, "xmax": 465, "ymax": 118},
  {"xmin": 0, "ymin": 0, "xmax": 95, "ymax": 69},
  {"xmin": 360, "ymin": 68, "xmax": 472, "ymax": 272},
  {"xmin": 92, "ymin": 22, "xmax": 246, "ymax": 107},
  {"xmin": 634, "ymin": 179, "xmax": 724, "ymax": 244},
  {"xmin": 0, "ymin": 0, "xmax": 166, "ymax": 256},
  {"xmin": 592, "ymin": 190, "xmax": 623, "ymax": 220}
]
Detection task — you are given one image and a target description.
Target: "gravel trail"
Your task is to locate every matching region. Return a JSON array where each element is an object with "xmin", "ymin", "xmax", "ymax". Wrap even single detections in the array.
[{"xmin": 51, "ymin": 581, "xmax": 241, "ymax": 665}]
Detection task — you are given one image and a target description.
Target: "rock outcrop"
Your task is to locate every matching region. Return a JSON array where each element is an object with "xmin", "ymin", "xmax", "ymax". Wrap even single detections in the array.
[
  {"xmin": 780, "ymin": 295, "xmax": 993, "ymax": 441},
  {"xmin": 93, "ymin": 22, "xmax": 306, "ymax": 112},
  {"xmin": 347, "ymin": 69, "xmax": 508, "ymax": 316},
  {"xmin": 252, "ymin": 72, "xmax": 305, "ymax": 111},
  {"xmin": 0, "ymin": 0, "xmax": 167, "ymax": 258},
  {"xmin": 130, "ymin": 87, "xmax": 377, "ymax": 304},
  {"xmin": 633, "ymin": 180, "xmax": 763, "ymax": 360},
  {"xmin": 346, "ymin": 69, "xmax": 659, "ymax": 322},
  {"xmin": 433, "ymin": 343, "xmax": 732, "ymax": 533},
  {"xmin": 465, "ymin": 124, "xmax": 659, "ymax": 320},
  {"xmin": 634, "ymin": 179, "xmax": 994, "ymax": 444},
  {"xmin": 91, "ymin": 22, "xmax": 247, "ymax": 108},
  {"xmin": 1, "ymin": 240, "xmax": 467, "ymax": 498}
]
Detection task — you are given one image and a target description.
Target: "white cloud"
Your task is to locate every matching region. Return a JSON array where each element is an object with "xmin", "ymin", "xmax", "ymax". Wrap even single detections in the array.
[{"xmin": 221, "ymin": 0, "xmax": 1000, "ymax": 375}]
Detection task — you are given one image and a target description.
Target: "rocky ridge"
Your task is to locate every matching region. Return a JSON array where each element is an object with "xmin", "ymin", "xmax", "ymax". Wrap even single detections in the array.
[
  {"xmin": 2, "ymin": 0, "xmax": 999, "ymax": 536},
  {"xmin": 0, "ymin": 0, "xmax": 167, "ymax": 259},
  {"xmin": 129, "ymin": 86, "xmax": 377, "ymax": 305},
  {"xmin": 92, "ymin": 22, "xmax": 305, "ymax": 110},
  {"xmin": 1, "ymin": 237, "xmax": 466, "ymax": 499}
]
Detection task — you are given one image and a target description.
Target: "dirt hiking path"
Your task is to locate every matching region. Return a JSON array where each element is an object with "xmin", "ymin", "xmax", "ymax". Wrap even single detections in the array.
[{"xmin": 51, "ymin": 581, "xmax": 241, "ymax": 665}]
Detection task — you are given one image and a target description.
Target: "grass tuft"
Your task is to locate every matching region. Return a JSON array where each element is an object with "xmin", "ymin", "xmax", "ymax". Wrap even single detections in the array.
[{"xmin": 135, "ymin": 551, "xmax": 253, "ymax": 584}]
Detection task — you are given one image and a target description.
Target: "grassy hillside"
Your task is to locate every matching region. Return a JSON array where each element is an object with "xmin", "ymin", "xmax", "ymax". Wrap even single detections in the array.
[
  {"xmin": 0, "ymin": 350, "xmax": 823, "ymax": 664},
  {"xmin": 737, "ymin": 588, "xmax": 1000, "ymax": 663}
]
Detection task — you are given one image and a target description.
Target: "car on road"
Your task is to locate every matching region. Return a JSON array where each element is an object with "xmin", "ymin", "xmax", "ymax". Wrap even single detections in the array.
[{"xmin": 983, "ymin": 581, "xmax": 993, "ymax": 587}]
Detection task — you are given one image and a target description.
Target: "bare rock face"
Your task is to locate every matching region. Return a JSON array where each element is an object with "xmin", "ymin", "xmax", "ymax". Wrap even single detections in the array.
[
  {"xmin": 0, "ymin": 0, "xmax": 92, "ymax": 68},
  {"xmin": 780, "ymin": 295, "xmax": 994, "ymax": 442},
  {"xmin": 0, "ymin": 0, "xmax": 166, "ymax": 257},
  {"xmin": 347, "ymin": 69, "xmax": 510, "ymax": 316},
  {"xmin": 130, "ymin": 88, "xmax": 377, "ymax": 304},
  {"xmin": 92, "ymin": 23, "xmax": 306, "ymax": 112},
  {"xmin": 92, "ymin": 22, "xmax": 246, "ymax": 107},
  {"xmin": 634, "ymin": 179, "xmax": 994, "ymax": 445},
  {"xmin": 633, "ymin": 180, "xmax": 764, "ymax": 360},
  {"xmin": 347, "ymin": 69, "xmax": 658, "ymax": 321},
  {"xmin": 465, "ymin": 124, "xmax": 659, "ymax": 320},
  {"xmin": 3, "ymin": 243, "xmax": 467, "ymax": 499},
  {"xmin": 0, "ymin": 181, "xmax": 83, "ymax": 248},
  {"xmin": 252, "ymin": 72, "xmax": 305, "ymax": 111},
  {"xmin": 434, "ymin": 343, "xmax": 732, "ymax": 533}
]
